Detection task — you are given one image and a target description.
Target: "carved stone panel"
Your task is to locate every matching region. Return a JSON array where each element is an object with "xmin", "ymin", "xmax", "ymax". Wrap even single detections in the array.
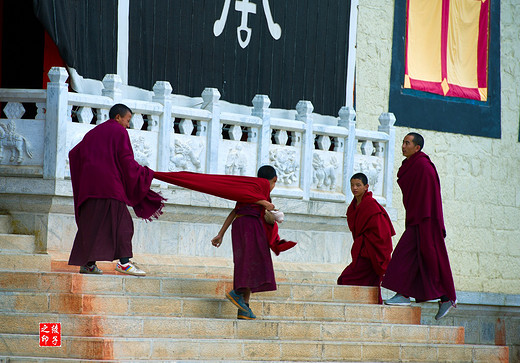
[
  {"xmin": 130, "ymin": 135, "xmax": 152, "ymax": 167},
  {"xmin": 269, "ymin": 147, "xmax": 300, "ymax": 186},
  {"xmin": 353, "ymin": 154, "xmax": 384, "ymax": 196},
  {"xmin": 311, "ymin": 152, "xmax": 342, "ymax": 192},
  {"xmin": 0, "ymin": 120, "xmax": 34, "ymax": 164},
  {"xmin": 169, "ymin": 137, "xmax": 204, "ymax": 172}
]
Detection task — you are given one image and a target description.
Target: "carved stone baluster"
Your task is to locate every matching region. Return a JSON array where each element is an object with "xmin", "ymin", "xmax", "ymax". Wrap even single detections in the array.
[
  {"xmin": 97, "ymin": 108, "xmax": 109, "ymax": 124},
  {"xmin": 35, "ymin": 103, "xmax": 46, "ymax": 120}
]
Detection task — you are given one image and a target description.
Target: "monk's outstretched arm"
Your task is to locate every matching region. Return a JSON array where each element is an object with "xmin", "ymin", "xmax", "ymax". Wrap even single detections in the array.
[
  {"xmin": 211, "ymin": 209, "xmax": 237, "ymax": 248},
  {"xmin": 255, "ymin": 199, "xmax": 275, "ymax": 211}
]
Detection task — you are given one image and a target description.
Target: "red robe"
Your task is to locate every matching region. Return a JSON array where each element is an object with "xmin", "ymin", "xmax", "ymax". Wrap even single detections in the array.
[
  {"xmin": 69, "ymin": 119, "xmax": 165, "ymax": 221},
  {"xmin": 68, "ymin": 119, "xmax": 165, "ymax": 265},
  {"xmin": 337, "ymin": 191, "xmax": 395, "ymax": 303},
  {"xmin": 382, "ymin": 151, "xmax": 456, "ymax": 303},
  {"xmin": 153, "ymin": 171, "xmax": 296, "ymax": 254}
]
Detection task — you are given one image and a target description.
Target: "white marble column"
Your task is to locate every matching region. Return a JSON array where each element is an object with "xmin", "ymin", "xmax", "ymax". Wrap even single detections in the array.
[
  {"xmin": 252, "ymin": 94, "xmax": 271, "ymax": 167},
  {"xmin": 44, "ymin": 67, "xmax": 69, "ymax": 180}
]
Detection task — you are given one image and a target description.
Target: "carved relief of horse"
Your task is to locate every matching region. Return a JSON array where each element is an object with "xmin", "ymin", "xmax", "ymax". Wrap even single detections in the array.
[{"xmin": 0, "ymin": 120, "xmax": 33, "ymax": 164}]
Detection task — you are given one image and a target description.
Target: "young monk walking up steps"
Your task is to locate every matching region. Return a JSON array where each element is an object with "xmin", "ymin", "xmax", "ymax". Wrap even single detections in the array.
[
  {"xmin": 153, "ymin": 165, "xmax": 296, "ymax": 319},
  {"xmin": 211, "ymin": 165, "xmax": 278, "ymax": 320},
  {"xmin": 337, "ymin": 173, "xmax": 395, "ymax": 304}
]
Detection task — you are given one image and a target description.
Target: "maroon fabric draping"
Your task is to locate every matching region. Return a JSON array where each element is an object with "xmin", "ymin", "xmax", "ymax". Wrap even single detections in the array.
[
  {"xmin": 68, "ymin": 198, "xmax": 134, "ymax": 266},
  {"xmin": 337, "ymin": 256, "xmax": 383, "ymax": 304},
  {"xmin": 153, "ymin": 171, "xmax": 297, "ymax": 254},
  {"xmin": 232, "ymin": 203, "xmax": 277, "ymax": 293},
  {"xmin": 382, "ymin": 151, "xmax": 456, "ymax": 303},
  {"xmin": 69, "ymin": 119, "xmax": 165, "ymax": 221},
  {"xmin": 346, "ymin": 191, "xmax": 395, "ymax": 276}
]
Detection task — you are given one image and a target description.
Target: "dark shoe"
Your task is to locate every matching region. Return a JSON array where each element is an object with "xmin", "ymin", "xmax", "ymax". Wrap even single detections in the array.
[
  {"xmin": 435, "ymin": 300, "xmax": 455, "ymax": 320},
  {"xmin": 79, "ymin": 264, "xmax": 103, "ymax": 274},
  {"xmin": 226, "ymin": 290, "xmax": 248, "ymax": 312},
  {"xmin": 384, "ymin": 293, "xmax": 411, "ymax": 306},
  {"xmin": 237, "ymin": 307, "xmax": 256, "ymax": 320}
]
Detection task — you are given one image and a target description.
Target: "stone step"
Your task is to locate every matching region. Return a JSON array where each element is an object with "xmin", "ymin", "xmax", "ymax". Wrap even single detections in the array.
[
  {"xmin": 0, "ymin": 291, "xmax": 421, "ymax": 324},
  {"xmin": 49, "ymin": 252, "xmax": 344, "ymax": 284},
  {"xmin": 0, "ymin": 334, "xmax": 509, "ymax": 362},
  {"xmin": 0, "ymin": 233, "xmax": 36, "ymax": 253},
  {"xmin": 0, "ymin": 253, "xmax": 51, "ymax": 272},
  {"xmin": 0, "ymin": 271, "xmax": 378, "ymax": 304},
  {"xmin": 0, "ymin": 312, "xmax": 464, "ymax": 344},
  {"xmin": 0, "ymin": 215, "xmax": 10, "ymax": 234}
]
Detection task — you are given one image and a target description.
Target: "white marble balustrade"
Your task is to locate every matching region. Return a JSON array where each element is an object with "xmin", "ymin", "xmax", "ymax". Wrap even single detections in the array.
[{"xmin": 0, "ymin": 67, "xmax": 395, "ymax": 207}]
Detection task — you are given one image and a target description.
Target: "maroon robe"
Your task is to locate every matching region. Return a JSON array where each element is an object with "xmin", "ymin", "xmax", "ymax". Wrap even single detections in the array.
[
  {"xmin": 153, "ymin": 171, "xmax": 296, "ymax": 254},
  {"xmin": 382, "ymin": 151, "xmax": 456, "ymax": 303},
  {"xmin": 68, "ymin": 119, "xmax": 165, "ymax": 266},
  {"xmin": 232, "ymin": 203, "xmax": 277, "ymax": 293},
  {"xmin": 338, "ymin": 191, "xmax": 395, "ymax": 303}
]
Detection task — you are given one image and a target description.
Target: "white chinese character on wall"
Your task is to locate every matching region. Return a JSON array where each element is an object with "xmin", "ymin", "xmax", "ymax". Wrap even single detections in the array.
[{"xmin": 214, "ymin": 0, "xmax": 282, "ymax": 48}]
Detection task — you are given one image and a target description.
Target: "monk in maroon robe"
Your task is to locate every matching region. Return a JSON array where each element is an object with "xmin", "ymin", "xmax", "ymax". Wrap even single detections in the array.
[
  {"xmin": 337, "ymin": 173, "xmax": 395, "ymax": 304},
  {"xmin": 382, "ymin": 132, "xmax": 456, "ymax": 320},
  {"xmin": 154, "ymin": 166, "xmax": 296, "ymax": 320},
  {"xmin": 68, "ymin": 104, "xmax": 165, "ymax": 276}
]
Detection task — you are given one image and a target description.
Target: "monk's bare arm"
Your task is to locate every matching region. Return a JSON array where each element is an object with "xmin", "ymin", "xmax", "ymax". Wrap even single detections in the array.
[
  {"xmin": 255, "ymin": 199, "xmax": 275, "ymax": 211},
  {"xmin": 211, "ymin": 209, "xmax": 237, "ymax": 247}
]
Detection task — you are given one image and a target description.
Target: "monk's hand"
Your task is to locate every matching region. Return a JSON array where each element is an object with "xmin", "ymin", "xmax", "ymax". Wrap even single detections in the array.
[
  {"xmin": 256, "ymin": 199, "xmax": 275, "ymax": 211},
  {"xmin": 211, "ymin": 235, "xmax": 223, "ymax": 248}
]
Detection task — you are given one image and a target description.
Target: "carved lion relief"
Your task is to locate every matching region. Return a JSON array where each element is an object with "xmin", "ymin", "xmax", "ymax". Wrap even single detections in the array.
[
  {"xmin": 354, "ymin": 156, "xmax": 383, "ymax": 192},
  {"xmin": 312, "ymin": 153, "xmax": 339, "ymax": 190},
  {"xmin": 0, "ymin": 120, "xmax": 33, "ymax": 164}
]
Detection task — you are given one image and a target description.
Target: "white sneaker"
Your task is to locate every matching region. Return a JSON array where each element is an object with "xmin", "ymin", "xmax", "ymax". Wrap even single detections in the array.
[{"xmin": 115, "ymin": 261, "xmax": 146, "ymax": 276}]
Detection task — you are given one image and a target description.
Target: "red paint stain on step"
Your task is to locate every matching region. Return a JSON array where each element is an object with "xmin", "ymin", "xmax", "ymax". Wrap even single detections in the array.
[{"xmin": 495, "ymin": 318, "xmax": 506, "ymax": 346}]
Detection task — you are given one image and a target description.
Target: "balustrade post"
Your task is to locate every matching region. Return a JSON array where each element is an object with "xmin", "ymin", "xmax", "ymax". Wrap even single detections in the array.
[
  {"xmin": 201, "ymin": 88, "xmax": 221, "ymax": 173},
  {"xmin": 252, "ymin": 95, "xmax": 271, "ymax": 167},
  {"xmin": 153, "ymin": 81, "xmax": 173, "ymax": 172},
  {"xmin": 102, "ymin": 74, "xmax": 123, "ymax": 103},
  {"xmin": 339, "ymin": 106, "xmax": 357, "ymax": 197},
  {"xmin": 378, "ymin": 112, "xmax": 396, "ymax": 208},
  {"xmin": 296, "ymin": 100, "xmax": 314, "ymax": 201},
  {"xmin": 44, "ymin": 67, "xmax": 69, "ymax": 179}
]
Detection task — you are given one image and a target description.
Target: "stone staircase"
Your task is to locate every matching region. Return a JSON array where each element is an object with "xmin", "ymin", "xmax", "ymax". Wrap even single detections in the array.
[{"xmin": 0, "ymin": 214, "xmax": 510, "ymax": 362}]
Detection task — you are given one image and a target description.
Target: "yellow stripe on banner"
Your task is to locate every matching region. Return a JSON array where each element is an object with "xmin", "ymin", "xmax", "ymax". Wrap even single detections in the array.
[
  {"xmin": 479, "ymin": 87, "xmax": 487, "ymax": 101},
  {"xmin": 447, "ymin": 0, "xmax": 481, "ymax": 88},
  {"xmin": 407, "ymin": 0, "xmax": 443, "ymax": 83}
]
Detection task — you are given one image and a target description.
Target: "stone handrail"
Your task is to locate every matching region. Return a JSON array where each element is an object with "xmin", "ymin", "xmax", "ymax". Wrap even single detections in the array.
[{"xmin": 0, "ymin": 67, "xmax": 396, "ymax": 207}]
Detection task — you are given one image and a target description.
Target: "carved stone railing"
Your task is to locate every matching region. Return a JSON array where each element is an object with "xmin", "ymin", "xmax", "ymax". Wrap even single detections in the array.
[{"xmin": 0, "ymin": 67, "xmax": 396, "ymax": 207}]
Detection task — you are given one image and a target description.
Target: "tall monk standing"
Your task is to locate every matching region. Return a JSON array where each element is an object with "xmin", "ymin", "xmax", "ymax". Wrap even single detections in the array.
[
  {"xmin": 68, "ymin": 104, "xmax": 165, "ymax": 276},
  {"xmin": 382, "ymin": 132, "xmax": 456, "ymax": 320},
  {"xmin": 337, "ymin": 173, "xmax": 395, "ymax": 304}
]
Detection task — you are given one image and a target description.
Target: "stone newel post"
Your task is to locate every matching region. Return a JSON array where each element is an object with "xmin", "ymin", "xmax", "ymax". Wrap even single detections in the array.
[
  {"xmin": 201, "ymin": 88, "xmax": 221, "ymax": 174},
  {"xmin": 252, "ymin": 95, "xmax": 271, "ymax": 167},
  {"xmin": 153, "ymin": 81, "xmax": 174, "ymax": 172},
  {"xmin": 296, "ymin": 100, "xmax": 314, "ymax": 201},
  {"xmin": 44, "ymin": 67, "xmax": 69, "ymax": 180},
  {"xmin": 338, "ymin": 106, "xmax": 357, "ymax": 197},
  {"xmin": 378, "ymin": 112, "xmax": 396, "ymax": 208}
]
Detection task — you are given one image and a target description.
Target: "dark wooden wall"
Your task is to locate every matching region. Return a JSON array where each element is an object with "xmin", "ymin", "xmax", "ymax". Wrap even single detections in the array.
[{"xmin": 128, "ymin": 0, "xmax": 351, "ymax": 116}]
